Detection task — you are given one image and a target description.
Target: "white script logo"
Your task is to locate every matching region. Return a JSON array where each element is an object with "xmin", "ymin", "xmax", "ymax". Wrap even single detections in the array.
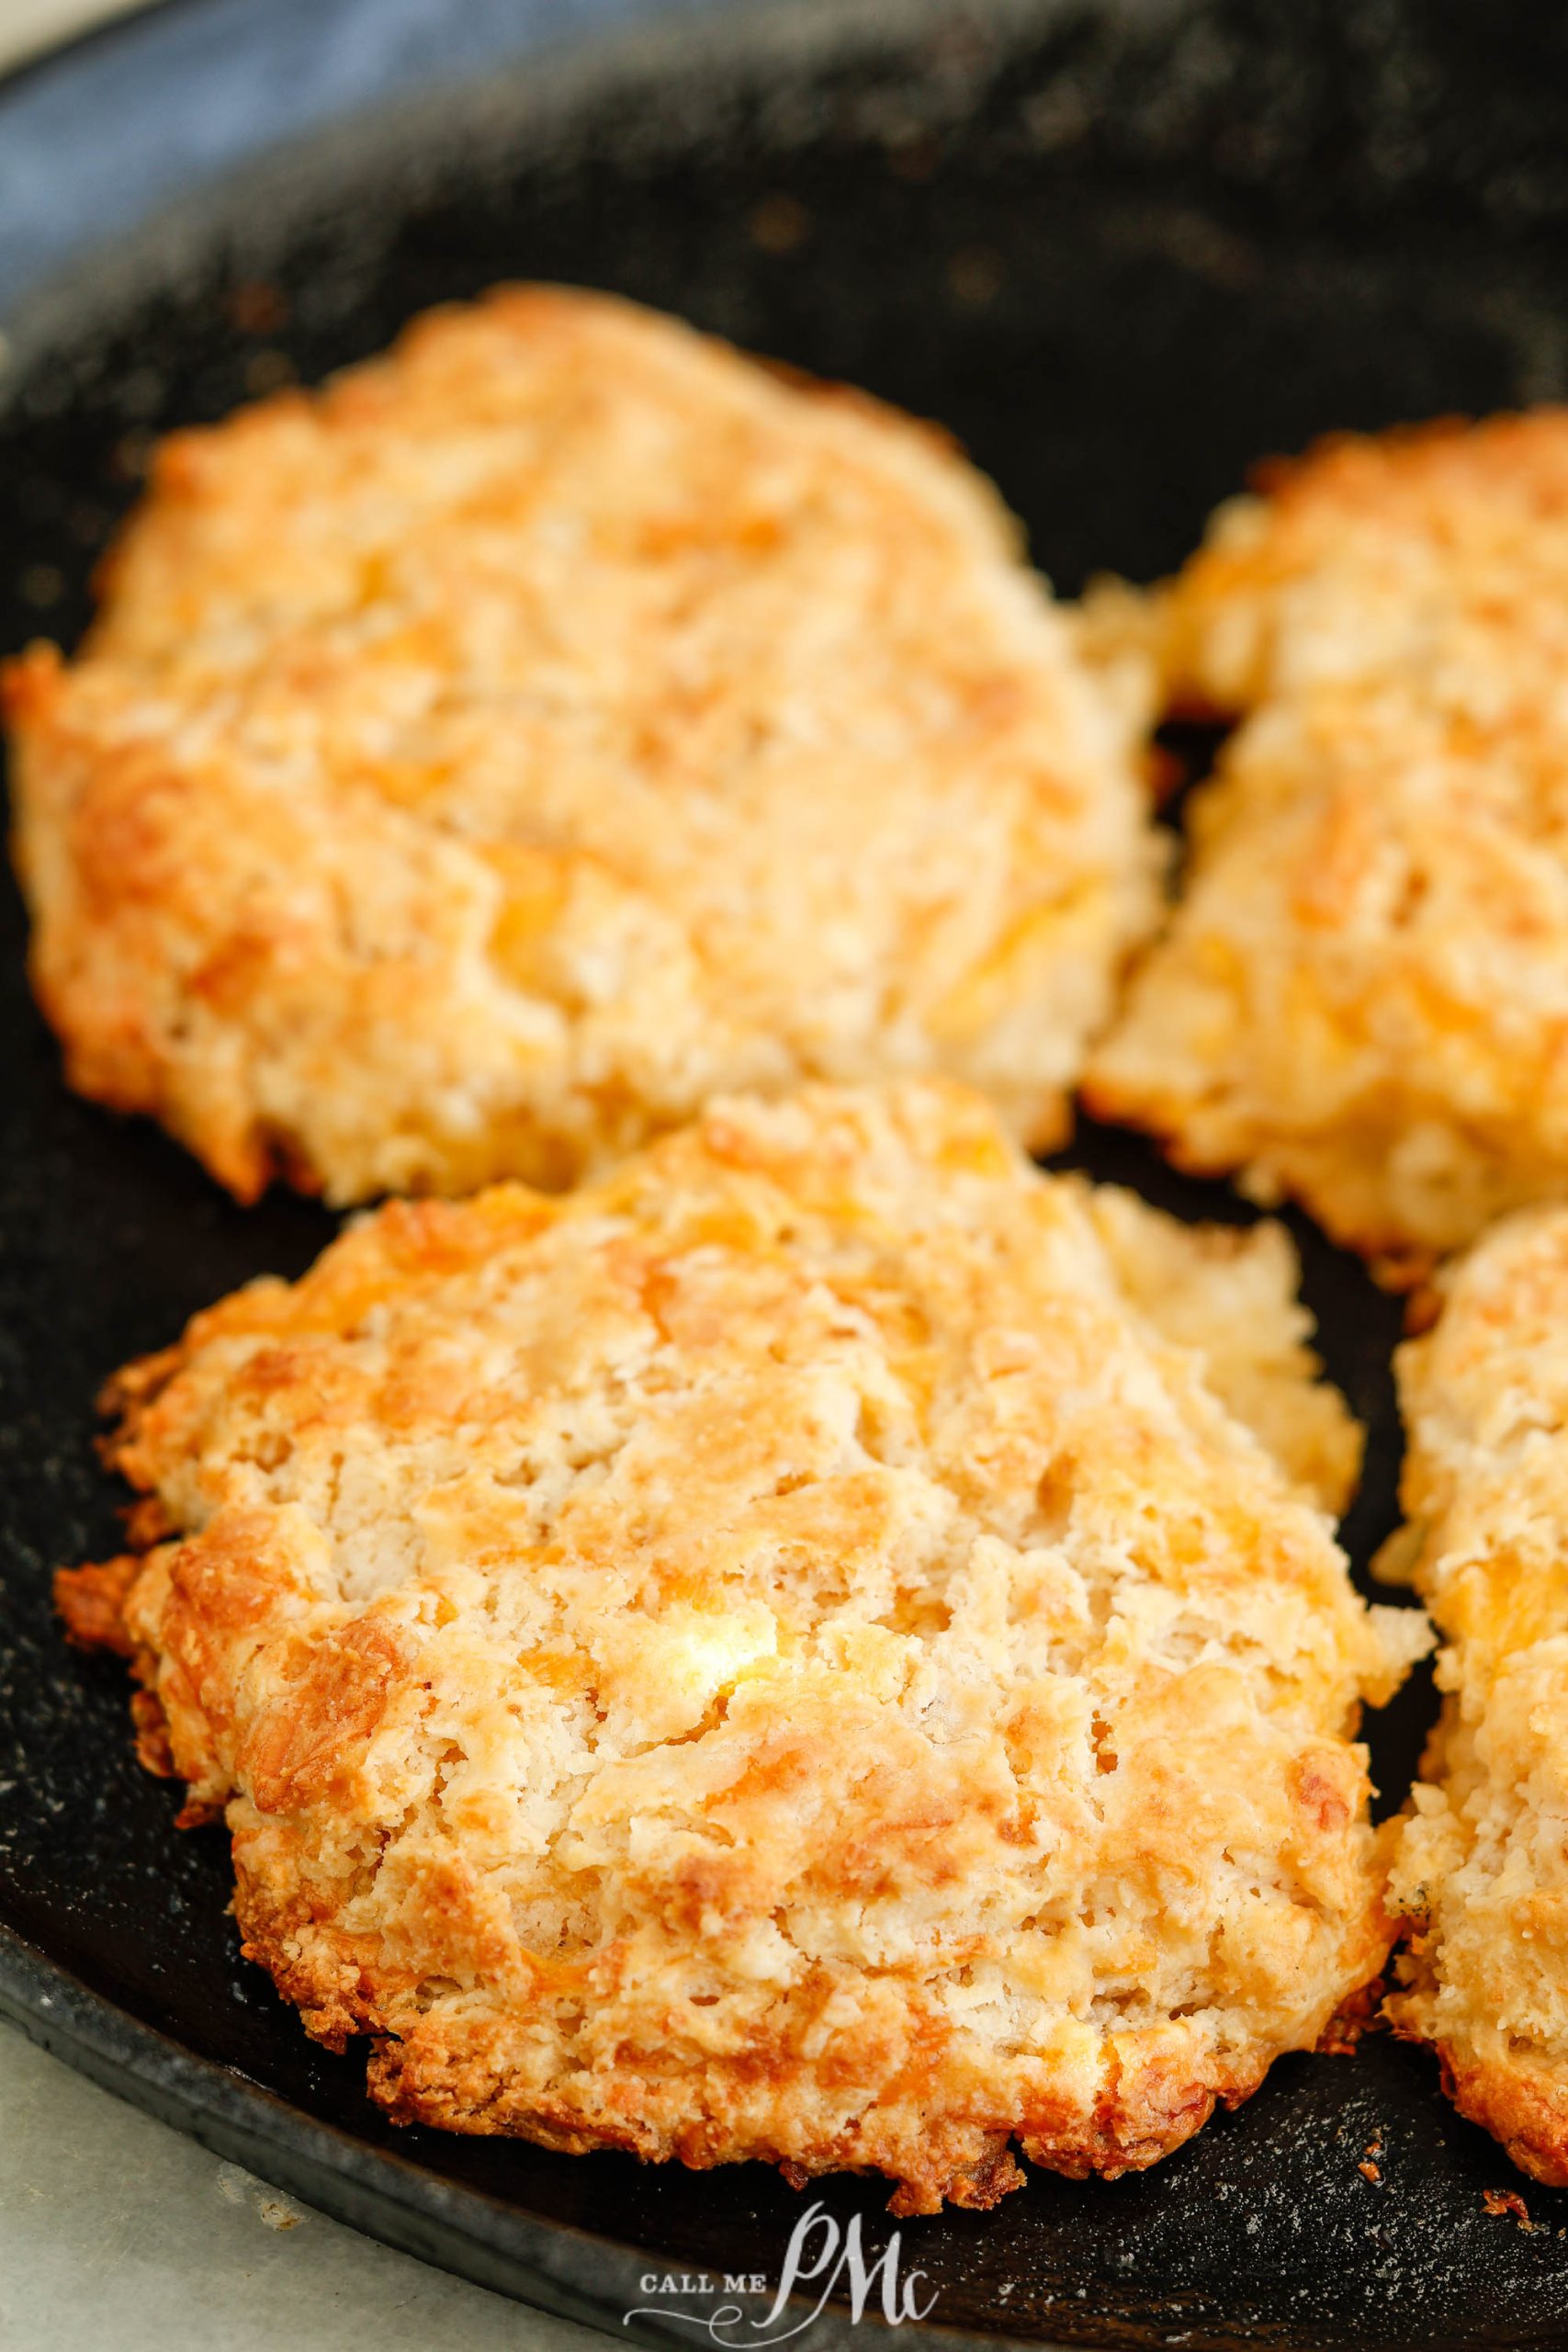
[{"xmin": 625, "ymin": 2202, "xmax": 937, "ymax": 2342}]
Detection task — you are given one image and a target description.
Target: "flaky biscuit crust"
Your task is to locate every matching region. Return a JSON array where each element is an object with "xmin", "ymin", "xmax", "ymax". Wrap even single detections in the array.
[
  {"xmin": 1085, "ymin": 413, "xmax": 1568, "ymax": 1279},
  {"xmin": 1384, "ymin": 1206, "xmax": 1568, "ymax": 2183},
  {"xmin": 59, "ymin": 1080, "xmax": 1418, "ymax": 2209},
  {"xmin": 6, "ymin": 287, "xmax": 1159, "ymax": 1204}
]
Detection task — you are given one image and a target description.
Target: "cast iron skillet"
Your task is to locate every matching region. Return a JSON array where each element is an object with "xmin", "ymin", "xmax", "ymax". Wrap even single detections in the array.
[{"xmin": 6, "ymin": 2, "xmax": 1568, "ymax": 2344}]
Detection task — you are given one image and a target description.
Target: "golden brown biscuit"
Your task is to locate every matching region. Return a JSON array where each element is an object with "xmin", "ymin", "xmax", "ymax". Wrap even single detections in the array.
[
  {"xmin": 1383, "ymin": 1204, "xmax": 1568, "ymax": 2183},
  {"xmin": 1084, "ymin": 413, "xmax": 1568, "ymax": 1282},
  {"xmin": 6, "ymin": 287, "xmax": 1160, "ymax": 1204},
  {"xmin": 58, "ymin": 1080, "xmax": 1421, "ymax": 2211}
]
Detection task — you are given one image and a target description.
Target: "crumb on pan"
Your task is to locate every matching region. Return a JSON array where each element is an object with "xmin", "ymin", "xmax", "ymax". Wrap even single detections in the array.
[
  {"xmin": 6, "ymin": 285, "xmax": 1160, "ymax": 1204},
  {"xmin": 1084, "ymin": 411, "xmax": 1568, "ymax": 1280},
  {"xmin": 58, "ymin": 1079, "xmax": 1422, "ymax": 2210},
  {"xmin": 1384, "ymin": 1203, "xmax": 1568, "ymax": 2185}
]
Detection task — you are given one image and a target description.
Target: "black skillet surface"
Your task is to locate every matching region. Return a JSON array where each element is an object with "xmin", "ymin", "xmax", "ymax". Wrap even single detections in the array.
[{"xmin": 6, "ymin": 1, "xmax": 1568, "ymax": 2344}]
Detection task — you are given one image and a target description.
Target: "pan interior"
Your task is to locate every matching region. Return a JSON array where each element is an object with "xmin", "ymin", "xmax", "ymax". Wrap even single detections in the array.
[{"xmin": 6, "ymin": 2, "xmax": 1568, "ymax": 2344}]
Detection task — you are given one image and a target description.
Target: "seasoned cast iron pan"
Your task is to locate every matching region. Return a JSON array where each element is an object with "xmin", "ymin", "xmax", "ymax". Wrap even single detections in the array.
[{"xmin": 6, "ymin": 1, "xmax": 1568, "ymax": 2342}]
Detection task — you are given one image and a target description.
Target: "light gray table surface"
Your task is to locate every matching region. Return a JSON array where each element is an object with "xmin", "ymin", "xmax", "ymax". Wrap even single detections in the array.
[
  {"xmin": 2, "ymin": 6, "xmax": 602, "ymax": 2347},
  {"xmin": 1, "ymin": 2018, "xmax": 606, "ymax": 2350}
]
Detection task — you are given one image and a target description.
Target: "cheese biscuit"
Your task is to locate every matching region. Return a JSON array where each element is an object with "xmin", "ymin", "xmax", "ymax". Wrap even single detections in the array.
[
  {"xmin": 60, "ymin": 1080, "xmax": 1420, "ymax": 2210},
  {"xmin": 8, "ymin": 288, "xmax": 1158, "ymax": 1203},
  {"xmin": 1087, "ymin": 414, "xmax": 1568, "ymax": 1280}
]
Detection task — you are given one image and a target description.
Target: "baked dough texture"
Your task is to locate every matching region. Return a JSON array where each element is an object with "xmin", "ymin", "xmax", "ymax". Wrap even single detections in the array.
[
  {"xmin": 6, "ymin": 286, "xmax": 1159, "ymax": 1204},
  {"xmin": 1384, "ymin": 1204, "xmax": 1568, "ymax": 2183},
  {"xmin": 1085, "ymin": 413, "xmax": 1568, "ymax": 1280},
  {"xmin": 57, "ymin": 1080, "xmax": 1421, "ymax": 2210}
]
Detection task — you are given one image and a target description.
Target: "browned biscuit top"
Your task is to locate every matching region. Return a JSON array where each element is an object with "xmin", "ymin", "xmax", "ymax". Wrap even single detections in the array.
[
  {"xmin": 61, "ymin": 1079, "xmax": 1420, "ymax": 2210},
  {"xmin": 1085, "ymin": 411, "xmax": 1568, "ymax": 1278},
  {"xmin": 1385, "ymin": 1203, "xmax": 1568, "ymax": 2185},
  {"xmin": 8, "ymin": 286, "xmax": 1158, "ymax": 1203}
]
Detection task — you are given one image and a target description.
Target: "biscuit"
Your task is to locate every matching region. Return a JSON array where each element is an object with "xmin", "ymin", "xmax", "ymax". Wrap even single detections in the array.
[
  {"xmin": 1383, "ymin": 1204, "xmax": 1568, "ymax": 2183},
  {"xmin": 58, "ymin": 1080, "xmax": 1422, "ymax": 2211},
  {"xmin": 1084, "ymin": 413, "xmax": 1568, "ymax": 1280},
  {"xmin": 6, "ymin": 287, "xmax": 1159, "ymax": 1204}
]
